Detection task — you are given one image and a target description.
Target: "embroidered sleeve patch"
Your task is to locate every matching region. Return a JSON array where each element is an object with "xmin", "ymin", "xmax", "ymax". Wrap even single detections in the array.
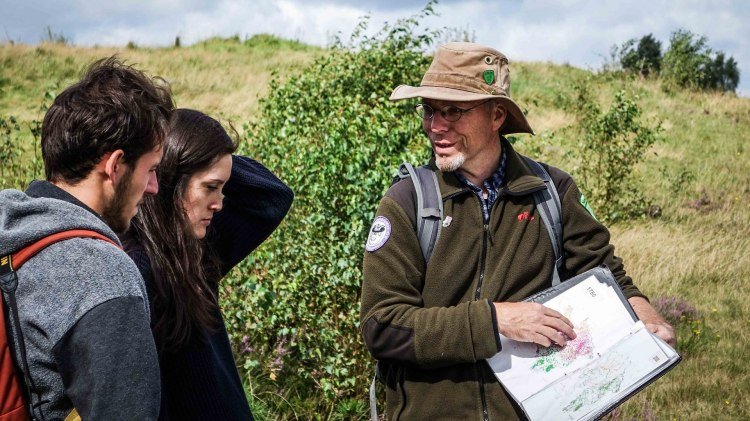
[
  {"xmin": 366, "ymin": 216, "xmax": 391, "ymax": 252},
  {"xmin": 579, "ymin": 194, "xmax": 598, "ymax": 221}
]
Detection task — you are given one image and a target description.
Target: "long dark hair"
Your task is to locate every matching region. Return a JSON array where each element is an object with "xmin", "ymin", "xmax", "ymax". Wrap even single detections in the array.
[{"xmin": 131, "ymin": 108, "xmax": 237, "ymax": 349}]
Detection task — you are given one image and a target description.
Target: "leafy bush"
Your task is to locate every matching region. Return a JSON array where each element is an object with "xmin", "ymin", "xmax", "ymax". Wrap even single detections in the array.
[
  {"xmin": 221, "ymin": 3, "xmax": 439, "ymax": 416},
  {"xmin": 661, "ymin": 29, "xmax": 740, "ymax": 92},
  {"xmin": 0, "ymin": 95, "xmax": 47, "ymax": 190},
  {"xmin": 567, "ymin": 82, "xmax": 660, "ymax": 222}
]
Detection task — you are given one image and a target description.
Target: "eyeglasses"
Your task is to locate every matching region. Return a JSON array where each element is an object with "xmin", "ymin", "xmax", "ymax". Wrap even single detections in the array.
[{"xmin": 415, "ymin": 100, "xmax": 490, "ymax": 122}]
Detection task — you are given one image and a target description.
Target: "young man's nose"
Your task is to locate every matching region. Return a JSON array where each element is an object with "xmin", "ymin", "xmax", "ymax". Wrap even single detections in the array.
[{"xmin": 145, "ymin": 172, "xmax": 159, "ymax": 195}]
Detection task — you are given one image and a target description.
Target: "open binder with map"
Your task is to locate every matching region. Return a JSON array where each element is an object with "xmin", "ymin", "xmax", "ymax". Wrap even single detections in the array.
[{"xmin": 486, "ymin": 266, "xmax": 681, "ymax": 421}]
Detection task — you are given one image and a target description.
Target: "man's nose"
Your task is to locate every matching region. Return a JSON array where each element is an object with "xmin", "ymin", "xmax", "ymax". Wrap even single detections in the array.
[
  {"xmin": 429, "ymin": 111, "xmax": 450, "ymax": 132},
  {"xmin": 145, "ymin": 172, "xmax": 159, "ymax": 195}
]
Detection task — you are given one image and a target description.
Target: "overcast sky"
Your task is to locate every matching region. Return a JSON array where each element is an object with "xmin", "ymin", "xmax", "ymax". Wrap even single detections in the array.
[{"xmin": 3, "ymin": 0, "xmax": 748, "ymax": 96}]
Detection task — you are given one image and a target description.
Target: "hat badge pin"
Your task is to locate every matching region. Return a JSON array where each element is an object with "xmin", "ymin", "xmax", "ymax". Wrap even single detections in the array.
[
  {"xmin": 483, "ymin": 55, "xmax": 495, "ymax": 85},
  {"xmin": 483, "ymin": 69, "xmax": 494, "ymax": 85}
]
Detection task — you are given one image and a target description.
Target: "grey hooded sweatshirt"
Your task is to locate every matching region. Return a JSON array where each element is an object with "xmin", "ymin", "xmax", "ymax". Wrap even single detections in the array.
[{"xmin": 0, "ymin": 181, "xmax": 160, "ymax": 420}]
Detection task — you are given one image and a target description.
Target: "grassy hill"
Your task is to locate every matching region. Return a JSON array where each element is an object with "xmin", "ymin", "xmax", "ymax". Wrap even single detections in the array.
[
  {"xmin": 0, "ymin": 35, "xmax": 318, "ymax": 125},
  {"xmin": 1, "ymin": 34, "xmax": 748, "ymax": 419}
]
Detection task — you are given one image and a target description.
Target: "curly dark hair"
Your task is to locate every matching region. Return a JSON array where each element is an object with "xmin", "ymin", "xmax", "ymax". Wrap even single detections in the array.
[{"xmin": 41, "ymin": 56, "xmax": 173, "ymax": 183}]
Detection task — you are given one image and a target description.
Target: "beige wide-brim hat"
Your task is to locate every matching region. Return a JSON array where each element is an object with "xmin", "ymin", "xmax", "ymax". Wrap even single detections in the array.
[{"xmin": 390, "ymin": 42, "xmax": 534, "ymax": 135}]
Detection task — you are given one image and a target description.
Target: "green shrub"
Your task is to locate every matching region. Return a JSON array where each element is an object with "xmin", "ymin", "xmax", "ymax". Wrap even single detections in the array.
[
  {"xmin": 0, "ymin": 112, "xmax": 44, "ymax": 190},
  {"xmin": 567, "ymin": 82, "xmax": 660, "ymax": 222},
  {"xmin": 0, "ymin": 115, "xmax": 23, "ymax": 188},
  {"xmin": 221, "ymin": 2, "xmax": 439, "ymax": 416}
]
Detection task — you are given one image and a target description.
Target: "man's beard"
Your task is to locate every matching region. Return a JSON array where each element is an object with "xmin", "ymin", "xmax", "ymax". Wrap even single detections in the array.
[
  {"xmin": 101, "ymin": 170, "xmax": 134, "ymax": 234},
  {"xmin": 435, "ymin": 153, "xmax": 465, "ymax": 173}
]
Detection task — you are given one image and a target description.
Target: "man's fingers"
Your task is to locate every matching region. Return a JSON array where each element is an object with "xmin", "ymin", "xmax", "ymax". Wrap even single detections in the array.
[
  {"xmin": 539, "ymin": 305, "xmax": 576, "ymax": 339},
  {"xmin": 546, "ymin": 317, "xmax": 577, "ymax": 340},
  {"xmin": 544, "ymin": 307, "xmax": 575, "ymax": 330},
  {"xmin": 531, "ymin": 332, "xmax": 552, "ymax": 348},
  {"xmin": 539, "ymin": 326, "xmax": 568, "ymax": 347},
  {"xmin": 495, "ymin": 301, "xmax": 578, "ymax": 345}
]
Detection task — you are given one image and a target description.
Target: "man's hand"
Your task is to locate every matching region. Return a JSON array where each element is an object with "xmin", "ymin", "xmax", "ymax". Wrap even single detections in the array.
[
  {"xmin": 628, "ymin": 296, "xmax": 676, "ymax": 347},
  {"xmin": 493, "ymin": 302, "xmax": 576, "ymax": 347}
]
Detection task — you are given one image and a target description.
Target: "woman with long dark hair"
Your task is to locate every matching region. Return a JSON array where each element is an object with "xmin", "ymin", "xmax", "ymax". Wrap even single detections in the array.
[{"xmin": 122, "ymin": 108, "xmax": 293, "ymax": 420}]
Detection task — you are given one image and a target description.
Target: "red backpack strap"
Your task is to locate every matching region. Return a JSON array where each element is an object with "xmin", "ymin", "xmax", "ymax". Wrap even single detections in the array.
[{"xmin": 9, "ymin": 229, "xmax": 121, "ymax": 271}]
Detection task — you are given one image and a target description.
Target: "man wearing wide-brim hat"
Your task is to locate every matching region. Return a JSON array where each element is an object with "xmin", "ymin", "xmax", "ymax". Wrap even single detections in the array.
[{"xmin": 360, "ymin": 42, "xmax": 674, "ymax": 420}]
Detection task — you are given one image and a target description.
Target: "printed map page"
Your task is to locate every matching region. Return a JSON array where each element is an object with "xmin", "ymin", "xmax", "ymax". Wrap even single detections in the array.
[{"xmin": 486, "ymin": 275, "xmax": 637, "ymax": 402}]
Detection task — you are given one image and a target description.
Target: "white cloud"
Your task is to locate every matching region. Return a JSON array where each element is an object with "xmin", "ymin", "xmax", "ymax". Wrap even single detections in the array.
[{"xmin": 273, "ymin": 1, "xmax": 367, "ymax": 45}]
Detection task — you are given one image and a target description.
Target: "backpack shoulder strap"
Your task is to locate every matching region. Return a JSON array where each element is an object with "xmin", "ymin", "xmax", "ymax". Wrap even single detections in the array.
[
  {"xmin": 523, "ymin": 157, "xmax": 564, "ymax": 286},
  {"xmin": 7, "ymin": 229, "xmax": 119, "ymax": 271},
  {"xmin": 0, "ymin": 229, "xmax": 119, "ymax": 420},
  {"xmin": 396, "ymin": 163, "xmax": 443, "ymax": 264},
  {"xmin": 372, "ymin": 164, "xmax": 443, "ymax": 420}
]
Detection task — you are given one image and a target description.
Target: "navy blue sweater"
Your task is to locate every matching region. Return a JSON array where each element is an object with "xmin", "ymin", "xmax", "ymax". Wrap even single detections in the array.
[{"xmin": 125, "ymin": 155, "xmax": 293, "ymax": 420}]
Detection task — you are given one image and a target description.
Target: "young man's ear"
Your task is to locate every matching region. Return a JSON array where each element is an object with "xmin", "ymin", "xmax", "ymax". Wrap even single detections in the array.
[{"xmin": 102, "ymin": 149, "xmax": 127, "ymax": 184}]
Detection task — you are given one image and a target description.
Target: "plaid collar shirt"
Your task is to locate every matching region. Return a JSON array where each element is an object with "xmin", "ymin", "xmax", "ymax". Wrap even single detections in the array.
[{"xmin": 454, "ymin": 149, "xmax": 507, "ymax": 223}]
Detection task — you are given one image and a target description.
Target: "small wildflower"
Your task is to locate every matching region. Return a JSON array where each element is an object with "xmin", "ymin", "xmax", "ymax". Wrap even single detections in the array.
[{"xmin": 653, "ymin": 295, "xmax": 700, "ymax": 326}]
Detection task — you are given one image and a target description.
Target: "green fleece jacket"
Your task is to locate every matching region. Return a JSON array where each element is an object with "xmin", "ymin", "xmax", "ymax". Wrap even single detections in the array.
[{"xmin": 360, "ymin": 139, "xmax": 645, "ymax": 420}]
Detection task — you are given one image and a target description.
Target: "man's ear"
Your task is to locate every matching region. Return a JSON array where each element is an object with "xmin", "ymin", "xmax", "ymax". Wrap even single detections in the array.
[
  {"xmin": 103, "ymin": 149, "xmax": 126, "ymax": 184},
  {"xmin": 491, "ymin": 103, "xmax": 507, "ymax": 132}
]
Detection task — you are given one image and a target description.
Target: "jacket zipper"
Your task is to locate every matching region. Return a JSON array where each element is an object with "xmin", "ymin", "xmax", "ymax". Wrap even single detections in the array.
[
  {"xmin": 475, "ymin": 221, "xmax": 490, "ymax": 421},
  {"xmin": 444, "ymin": 187, "xmax": 492, "ymax": 420},
  {"xmin": 474, "ymin": 222, "xmax": 489, "ymax": 300},
  {"xmin": 474, "ymin": 194, "xmax": 494, "ymax": 421}
]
